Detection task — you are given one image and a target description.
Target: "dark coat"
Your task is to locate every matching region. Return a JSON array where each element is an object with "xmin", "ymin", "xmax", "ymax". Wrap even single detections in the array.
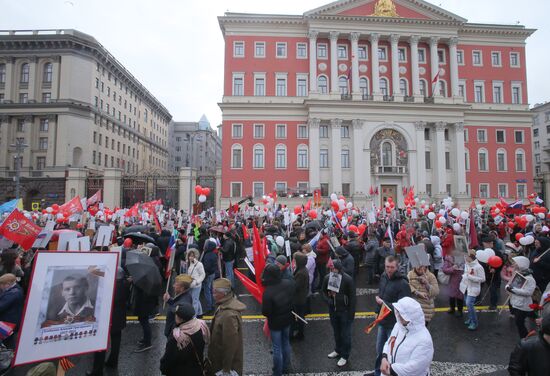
[
  {"xmin": 321, "ymin": 271, "xmax": 355, "ymax": 320},
  {"xmin": 377, "ymin": 270, "xmax": 411, "ymax": 328},
  {"xmin": 532, "ymin": 238, "xmax": 550, "ymax": 290},
  {"xmin": 261, "ymin": 264, "xmax": 295, "ymax": 330},
  {"xmin": 201, "ymin": 247, "xmax": 218, "ymax": 276},
  {"xmin": 156, "ymin": 230, "xmax": 172, "ymax": 256},
  {"xmin": 164, "ymin": 290, "xmax": 193, "ymax": 337},
  {"xmin": 293, "ymin": 253, "xmax": 309, "ymax": 306},
  {"xmin": 0, "ymin": 283, "xmax": 24, "ymax": 326},
  {"xmin": 508, "ymin": 332, "xmax": 550, "ymax": 376},
  {"xmin": 160, "ymin": 327, "xmax": 205, "ymax": 376},
  {"xmin": 345, "ymin": 238, "xmax": 363, "ymax": 271},
  {"xmin": 221, "ymin": 237, "xmax": 237, "ymax": 262},
  {"xmin": 335, "ymin": 247, "xmax": 355, "ymax": 278},
  {"xmin": 111, "ymin": 278, "xmax": 129, "ymax": 333},
  {"xmin": 133, "ymin": 285, "xmax": 158, "ymax": 318}
]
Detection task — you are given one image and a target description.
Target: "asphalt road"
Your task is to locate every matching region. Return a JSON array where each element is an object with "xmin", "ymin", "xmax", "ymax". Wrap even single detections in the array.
[{"xmin": 9, "ymin": 267, "xmax": 520, "ymax": 376}]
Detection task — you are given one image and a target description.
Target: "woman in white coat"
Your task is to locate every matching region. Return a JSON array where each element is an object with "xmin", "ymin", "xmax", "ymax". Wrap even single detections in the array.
[
  {"xmin": 506, "ymin": 256, "xmax": 537, "ymax": 338},
  {"xmin": 185, "ymin": 248, "xmax": 205, "ymax": 317},
  {"xmin": 381, "ymin": 296, "xmax": 434, "ymax": 376},
  {"xmin": 460, "ymin": 250, "xmax": 486, "ymax": 331}
]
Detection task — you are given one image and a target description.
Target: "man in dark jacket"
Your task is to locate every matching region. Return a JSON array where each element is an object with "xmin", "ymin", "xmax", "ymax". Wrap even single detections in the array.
[
  {"xmin": 156, "ymin": 229, "xmax": 172, "ymax": 257},
  {"xmin": 0, "ymin": 273, "xmax": 23, "ymax": 349},
  {"xmin": 345, "ymin": 231, "xmax": 363, "ymax": 277},
  {"xmin": 364, "ymin": 233, "xmax": 379, "ymax": 284},
  {"xmin": 261, "ymin": 264, "xmax": 295, "ymax": 376},
  {"xmin": 375, "ymin": 238, "xmax": 395, "ymax": 277},
  {"xmin": 322, "ymin": 259, "xmax": 355, "ymax": 367},
  {"xmin": 292, "ymin": 252, "xmax": 309, "ymax": 340},
  {"xmin": 335, "ymin": 246, "xmax": 355, "ymax": 279},
  {"xmin": 366, "ymin": 255, "xmax": 411, "ymax": 376},
  {"xmin": 221, "ymin": 232, "xmax": 237, "ymax": 287},
  {"xmin": 162, "ymin": 274, "xmax": 193, "ymax": 337},
  {"xmin": 202, "ymin": 239, "xmax": 219, "ymax": 313},
  {"xmin": 508, "ymin": 306, "xmax": 550, "ymax": 376}
]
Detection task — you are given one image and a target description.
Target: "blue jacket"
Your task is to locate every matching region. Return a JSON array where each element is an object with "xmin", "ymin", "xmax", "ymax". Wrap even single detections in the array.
[
  {"xmin": 202, "ymin": 250, "xmax": 218, "ymax": 276},
  {"xmin": 0, "ymin": 284, "xmax": 24, "ymax": 326}
]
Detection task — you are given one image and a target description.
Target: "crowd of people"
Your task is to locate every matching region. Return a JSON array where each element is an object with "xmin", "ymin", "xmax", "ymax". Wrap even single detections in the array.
[{"xmin": 0, "ymin": 197, "xmax": 549, "ymax": 375}]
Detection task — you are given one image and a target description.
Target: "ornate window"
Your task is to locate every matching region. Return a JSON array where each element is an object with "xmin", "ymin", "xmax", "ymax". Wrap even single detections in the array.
[
  {"xmin": 381, "ymin": 141, "xmax": 393, "ymax": 166},
  {"xmin": 20, "ymin": 63, "xmax": 29, "ymax": 83},
  {"xmin": 43, "ymin": 63, "xmax": 53, "ymax": 83},
  {"xmin": 318, "ymin": 75, "xmax": 328, "ymax": 94},
  {"xmin": 253, "ymin": 144, "xmax": 264, "ymax": 169}
]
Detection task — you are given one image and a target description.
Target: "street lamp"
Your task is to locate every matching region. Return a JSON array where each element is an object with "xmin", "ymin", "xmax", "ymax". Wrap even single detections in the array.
[{"xmin": 10, "ymin": 138, "xmax": 28, "ymax": 201}]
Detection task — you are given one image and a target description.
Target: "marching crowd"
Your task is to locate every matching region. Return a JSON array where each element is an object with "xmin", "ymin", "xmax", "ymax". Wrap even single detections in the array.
[{"xmin": 0, "ymin": 200, "xmax": 549, "ymax": 376}]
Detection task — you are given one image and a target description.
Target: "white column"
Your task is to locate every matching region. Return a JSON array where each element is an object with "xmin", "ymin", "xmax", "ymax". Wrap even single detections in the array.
[
  {"xmin": 3, "ymin": 57, "xmax": 14, "ymax": 103},
  {"xmin": 352, "ymin": 119, "xmax": 368, "ymax": 194},
  {"xmin": 453, "ymin": 122, "xmax": 467, "ymax": 195},
  {"xmin": 329, "ymin": 31, "xmax": 339, "ymax": 95},
  {"xmin": 434, "ymin": 122, "xmax": 446, "ymax": 195},
  {"xmin": 308, "ymin": 30, "xmax": 319, "ymax": 94},
  {"xmin": 430, "ymin": 37, "xmax": 440, "ymax": 97},
  {"xmin": 0, "ymin": 116, "xmax": 9, "ymax": 170},
  {"xmin": 449, "ymin": 37, "xmax": 460, "ymax": 98},
  {"xmin": 370, "ymin": 33, "xmax": 380, "ymax": 96},
  {"xmin": 52, "ymin": 55, "xmax": 61, "ymax": 100},
  {"xmin": 331, "ymin": 119, "xmax": 342, "ymax": 193},
  {"xmin": 350, "ymin": 32, "xmax": 360, "ymax": 96},
  {"xmin": 28, "ymin": 56, "xmax": 37, "ymax": 102},
  {"xmin": 308, "ymin": 118, "xmax": 320, "ymax": 190},
  {"xmin": 415, "ymin": 121, "xmax": 426, "ymax": 195},
  {"xmin": 410, "ymin": 35, "xmax": 421, "ymax": 98},
  {"xmin": 390, "ymin": 34, "xmax": 400, "ymax": 97}
]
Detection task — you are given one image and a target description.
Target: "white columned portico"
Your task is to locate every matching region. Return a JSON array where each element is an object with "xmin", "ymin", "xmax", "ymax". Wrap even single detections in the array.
[
  {"xmin": 390, "ymin": 34, "xmax": 401, "ymax": 101},
  {"xmin": 308, "ymin": 118, "xmax": 320, "ymax": 190},
  {"xmin": 434, "ymin": 122, "xmax": 447, "ymax": 196},
  {"xmin": 429, "ymin": 37, "xmax": 440, "ymax": 97},
  {"xmin": 331, "ymin": 119, "xmax": 342, "ymax": 193},
  {"xmin": 449, "ymin": 37, "xmax": 460, "ymax": 99},
  {"xmin": 329, "ymin": 31, "xmax": 339, "ymax": 96},
  {"xmin": 352, "ymin": 119, "xmax": 368, "ymax": 195},
  {"xmin": 414, "ymin": 121, "xmax": 427, "ymax": 196},
  {"xmin": 370, "ymin": 33, "xmax": 381, "ymax": 99},
  {"xmin": 308, "ymin": 30, "xmax": 319, "ymax": 94},
  {"xmin": 350, "ymin": 32, "xmax": 360, "ymax": 98},
  {"xmin": 409, "ymin": 35, "xmax": 421, "ymax": 102},
  {"xmin": 453, "ymin": 122, "xmax": 467, "ymax": 195}
]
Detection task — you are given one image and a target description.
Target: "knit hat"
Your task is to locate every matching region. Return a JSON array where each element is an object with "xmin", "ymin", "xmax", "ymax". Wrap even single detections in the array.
[
  {"xmin": 335, "ymin": 246, "xmax": 348, "ymax": 257},
  {"xmin": 204, "ymin": 240, "xmax": 217, "ymax": 252},
  {"xmin": 173, "ymin": 302, "xmax": 195, "ymax": 323},
  {"xmin": 213, "ymin": 278, "xmax": 232, "ymax": 290},
  {"xmin": 512, "ymin": 256, "xmax": 530, "ymax": 271},
  {"xmin": 275, "ymin": 255, "xmax": 288, "ymax": 265}
]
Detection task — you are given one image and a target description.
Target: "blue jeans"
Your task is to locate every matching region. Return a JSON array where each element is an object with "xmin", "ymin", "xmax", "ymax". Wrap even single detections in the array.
[
  {"xmin": 329, "ymin": 308, "xmax": 352, "ymax": 360},
  {"xmin": 374, "ymin": 325, "xmax": 392, "ymax": 376},
  {"xmin": 190, "ymin": 286, "xmax": 203, "ymax": 316},
  {"xmin": 465, "ymin": 295, "xmax": 478, "ymax": 326},
  {"xmin": 225, "ymin": 260, "xmax": 235, "ymax": 287},
  {"xmin": 270, "ymin": 326, "xmax": 291, "ymax": 376},
  {"xmin": 203, "ymin": 273, "xmax": 215, "ymax": 312}
]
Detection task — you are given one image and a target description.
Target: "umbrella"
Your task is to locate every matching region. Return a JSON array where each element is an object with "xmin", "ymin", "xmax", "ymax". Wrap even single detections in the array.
[
  {"xmin": 125, "ymin": 250, "xmax": 162, "ymax": 295},
  {"xmin": 123, "ymin": 232, "xmax": 155, "ymax": 244},
  {"xmin": 51, "ymin": 229, "xmax": 82, "ymax": 242},
  {"xmin": 123, "ymin": 225, "xmax": 148, "ymax": 235},
  {"xmin": 305, "ymin": 220, "xmax": 322, "ymax": 230}
]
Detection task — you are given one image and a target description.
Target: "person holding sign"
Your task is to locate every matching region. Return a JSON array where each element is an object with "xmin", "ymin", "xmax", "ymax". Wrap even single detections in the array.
[{"xmin": 506, "ymin": 256, "xmax": 537, "ymax": 338}]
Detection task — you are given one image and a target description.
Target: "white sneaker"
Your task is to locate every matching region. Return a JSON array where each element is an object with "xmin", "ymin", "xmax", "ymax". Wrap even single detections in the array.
[
  {"xmin": 327, "ymin": 351, "xmax": 339, "ymax": 359},
  {"xmin": 337, "ymin": 358, "xmax": 347, "ymax": 367}
]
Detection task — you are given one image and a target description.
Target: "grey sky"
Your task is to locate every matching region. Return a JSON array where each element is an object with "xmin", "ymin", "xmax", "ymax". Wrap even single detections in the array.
[{"xmin": 2, "ymin": 0, "xmax": 548, "ymax": 127}]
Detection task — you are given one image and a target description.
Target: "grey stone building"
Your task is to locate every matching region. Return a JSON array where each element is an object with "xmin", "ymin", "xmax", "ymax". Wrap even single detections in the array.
[{"xmin": 532, "ymin": 101, "xmax": 550, "ymax": 201}]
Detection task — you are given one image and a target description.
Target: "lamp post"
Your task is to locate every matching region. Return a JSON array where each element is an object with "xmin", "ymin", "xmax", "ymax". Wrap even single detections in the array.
[{"xmin": 10, "ymin": 138, "xmax": 28, "ymax": 201}]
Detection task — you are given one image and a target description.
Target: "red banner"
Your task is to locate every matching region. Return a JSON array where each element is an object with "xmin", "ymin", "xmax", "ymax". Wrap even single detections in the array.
[
  {"xmin": 59, "ymin": 196, "xmax": 84, "ymax": 216},
  {"xmin": 0, "ymin": 209, "xmax": 42, "ymax": 250},
  {"xmin": 87, "ymin": 189, "xmax": 102, "ymax": 206},
  {"xmin": 314, "ymin": 189, "xmax": 321, "ymax": 206},
  {"xmin": 234, "ymin": 269, "xmax": 263, "ymax": 304},
  {"xmin": 124, "ymin": 202, "xmax": 140, "ymax": 218}
]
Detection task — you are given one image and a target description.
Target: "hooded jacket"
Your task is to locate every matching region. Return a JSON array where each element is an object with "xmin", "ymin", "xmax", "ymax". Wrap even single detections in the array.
[
  {"xmin": 378, "ymin": 270, "xmax": 411, "ymax": 328},
  {"xmin": 508, "ymin": 256, "xmax": 536, "ymax": 312},
  {"xmin": 382, "ymin": 297, "xmax": 434, "ymax": 376},
  {"xmin": 186, "ymin": 249, "xmax": 205, "ymax": 288},
  {"xmin": 315, "ymin": 234, "xmax": 331, "ymax": 265},
  {"xmin": 201, "ymin": 240, "xmax": 219, "ymax": 276},
  {"xmin": 321, "ymin": 265, "xmax": 355, "ymax": 319},
  {"xmin": 335, "ymin": 246, "xmax": 355, "ymax": 278},
  {"xmin": 156, "ymin": 229, "xmax": 172, "ymax": 256},
  {"xmin": 261, "ymin": 264, "xmax": 295, "ymax": 330},
  {"xmin": 293, "ymin": 253, "xmax": 309, "ymax": 306},
  {"xmin": 459, "ymin": 258, "xmax": 485, "ymax": 297},
  {"xmin": 430, "ymin": 236, "xmax": 443, "ymax": 270},
  {"xmin": 345, "ymin": 233, "xmax": 363, "ymax": 270}
]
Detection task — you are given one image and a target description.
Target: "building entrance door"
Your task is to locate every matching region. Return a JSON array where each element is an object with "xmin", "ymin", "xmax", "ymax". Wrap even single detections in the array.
[{"xmin": 380, "ymin": 185, "xmax": 397, "ymax": 206}]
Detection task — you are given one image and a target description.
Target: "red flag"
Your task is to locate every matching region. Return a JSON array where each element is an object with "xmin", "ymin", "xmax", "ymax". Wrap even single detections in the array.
[
  {"xmin": 153, "ymin": 214, "xmax": 162, "ymax": 233},
  {"xmin": 0, "ymin": 209, "xmax": 42, "ymax": 250},
  {"xmin": 469, "ymin": 208, "xmax": 479, "ymax": 249},
  {"xmin": 59, "ymin": 196, "xmax": 84, "ymax": 216},
  {"xmin": 364, "ymin": 302, "xmax": 392, "ymax": 334},
  {"xmin": 252, "ymin": 223, "xmax": 266, "ymax": 292},
  {"xmin": 242, "ymin": 224, "xmax": 249, "ymax": 240},
  {"xmin": 125, "ymin": 202, "xmax": 140, "ymax": 217},
  {"xmin": 304, "ymin": 200, "xmax": 312, "ymax": 211},
  {"xmin": 87, "ymin": 189, "xmax": 102, "ymax": 206},
  {"xmin": 369, "ymin": 186, "xmax": 374, "ymax": 196},
  {"xmin": 59, "ymin": 357, "xmax": 75, "ymax": 371},
  {"xmin": 234, "ymin": 269, "xmax": 263, "ymax": 304}
]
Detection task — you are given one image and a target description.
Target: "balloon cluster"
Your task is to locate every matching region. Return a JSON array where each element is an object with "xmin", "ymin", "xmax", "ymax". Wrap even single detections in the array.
[
  {"xmin": 328, "ymin": 193, "xmax": 362, "ymax": 232},
  {"xmin": 261, "ymin": 193, "xmax": 276, "ymax": 208},
  {"xmin": 194, "ymin": 185, "xmax": 211, "ymax": 203},
  {"xmin": 403, "ymin": 188, "xmax": 416, "ymax": 216}
]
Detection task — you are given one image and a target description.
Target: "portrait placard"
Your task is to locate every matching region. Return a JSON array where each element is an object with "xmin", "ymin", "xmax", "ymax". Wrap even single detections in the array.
[
  {"xmin": 57, "ymin": 232, "xmax": 78, "ymax": 251},
  {"xmin": 454, "ymin": 235, "xmax": 468, "ymax": 254},
  {"xmin": 68, "ymin": 236, "xmax": 91, "ymax": 252},
  {"xmin": 14, "ymin": 251, "xmax": 118, "ymax": 366}
]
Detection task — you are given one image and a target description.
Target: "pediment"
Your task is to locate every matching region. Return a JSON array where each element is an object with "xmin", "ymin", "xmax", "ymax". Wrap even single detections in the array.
[{"xmin": 304, "ymin": 0, "xmax": 467, "ymax": 22}]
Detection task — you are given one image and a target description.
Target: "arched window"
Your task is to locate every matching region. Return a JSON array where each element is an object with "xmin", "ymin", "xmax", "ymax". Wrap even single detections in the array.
[
  {"xmin": 382, "ymin": 141, "xmax": 393, "ymax": 166},
  {"xmin": 359, "ymin": 77, "xmax": 369, "ymax": 96},
  {"xmin": 399, "ymin": 79, "xmax": 408, "ymax": 96},
  {"xmin": 253, "ymin": 144, "xmax": 264, "ymax": 169},
  {"xmin": 338, "ymin": 76, "xmax": 348, "ymax": 95},
  {"xmin": 496, "ymin": 148, "xmax": 507, "ymax": 171},
  {"xmin": 297, "ymin": 144, "xmax": 308, "ymax": 169},
  {"xmin": 231, "ymin": 144, "xmax": 243, "ymax": 168},
  {"xmin": 318, "ymin": 75, "xmax": 328, "ymax": 94},
  {"xmin": 0, "ymin": 64, "xmax": 5, "ymax": 84},
  {"xmin": 20, "ymin": 63, "xmax": 29, "ymax": 83},
  {"xmin": 419, "ymin": 79, "xmax": 427, "ymax": 97},
  {"xmin": 515, "ymin": 149, "xmax": 525, "ymax": 171},
  {"xmin": 465, "ymin": 148, "xmax": 470, "ymax": 171},
  {"xmin": 43, "ymin": 63, "xmax": 53, "ymax": 83},
  {"xmin": 478, "ymin": 148, "xmax": 488, "ymax": 171},
  {"xmin": 439, "ymin": 80, "xmax": 447, "ymax": 97},
  {"xmin": 275, "ymin": 144, "xmax": 286, "ymax": 169},
  {"xmin": 379, "ymin": 78, "xmax": 388, "ymax": 96}
]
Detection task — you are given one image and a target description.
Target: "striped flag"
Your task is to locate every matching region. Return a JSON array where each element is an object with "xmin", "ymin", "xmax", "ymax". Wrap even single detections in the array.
[
  {"xmin": 431, "ymin": 69, "xmax": 440, "ymax": 96},
  {"xmin": 385, "ymin": 222, "xmax": 394, "ymax": 249},
  {"xmin": 59, "ymin": 357, "xmax": 75, "ymax": 371},
  {"xmin": 165, "ymin": 229, "xmax": 178, "ymax": 278},
  {"xmin": 364, "ymin": 302, "xmax": 392, "ymax": 334},
  {"xmin": 0, "ymin": 321, "xmax": 15, "ymax": 340}
]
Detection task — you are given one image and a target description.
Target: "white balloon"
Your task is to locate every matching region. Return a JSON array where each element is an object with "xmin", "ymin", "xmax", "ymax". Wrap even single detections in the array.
[
  {"xmin": 341, "ymin": 218, "xmax": 348, "ymax": 227},
  {"xmin": 198, "ymin": 194, "xmax": 207, "ymax": 203},
  {"xmin": 525, "ymin": 214, "xmax": 535, "ymax": 222},
  {"xmin": 519, "ymin": 237, "xmax": 528, "ymax": 246},
  {"xmin": 439, "ymin": 216, "xmax": 447, "ymax": 224},
  {"xmin": 427, "ymin": 212, "xmax": 436, "ymax": 220},
  {"xmin": 460, "ymin": 211, "xmax": 469, "ymax": 220},
  {"xmin": 96, "ymin": 211, "xmax": 104, "ymax": 217},
  {"xmin": 452, "ymin": 223, "xmax": 462, "ymax": 232},
  {"xmin": 338, "ymin": 199, "xmax": 346, "ymax": 210},
  {"xmin": 524, "ymin": 235, "xmax": 535, "ymax": 245},
  {"xmin": 275, "ymin": 236, "xmax": 285, "ymax": 248},
  {"xmin": 46, "ymin": 207, "xmax": 53, "ymax": 213},
  {"xmin": 56, "ymin": 213, "xmax": 64, "ymax": 219},
  {"xmin": 330, "ymin": 193, "xmax": 338, "ymax": 201},
  {"xmin": 385, "ymin": 202, "xmax": 390, "ymax": 208},
  {"xmin": 439, "ymin": 209, "xmax": 446, "ymax": 216},
  {"xmin": 421, "ymin": 200, "xmax": 426, "ymax": 205},
  {"xmin": 538, "ymin": 213, "xmax": 546, "ymax": 219},
  {"xmin": 346, "ymin": 202, "xmax": 353, "ymax": 209},
  {"xmin": 451, "ymin": 208, "xmax": 460, "ymax": 217},
  {"xmin": 476, "ymin": 250, "xmax": 488, "ymax": 263}
]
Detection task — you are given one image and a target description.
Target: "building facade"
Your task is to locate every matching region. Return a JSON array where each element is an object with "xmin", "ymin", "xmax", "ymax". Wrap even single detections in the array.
[
  {"xmin": 0, "ymin": 29, "xmax": 171, "ymax": 205},
  {"xmin": 218, "ymin": 0, "xmax": 535, "ymax": 207},
  {"xmin": 532, "ymin": 101, "xmax": 550, "ymax": 201}
]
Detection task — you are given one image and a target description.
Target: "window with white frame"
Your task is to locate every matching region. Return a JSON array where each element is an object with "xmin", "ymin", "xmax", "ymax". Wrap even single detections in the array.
[
  {"xmin": 297, "ymin": 145, "xmax": 308, "ymax": 168},
  {"xmin": 466, "ymin": 183, "xmax": 471, "ymax": 196},
  {"xmin": 320, "ymin": 125, "xmax": 329, "ymax": 138},
  {"xmin": 20, "ymin": 63, "xmax": 29, "ymax": 83},
  {"xmin": 297, "ymin": 182, "xmax": 309, "ymax": 193},
  {"xmin": 233, "ymin": 41, "xmax": 244, "ymax": 57},
  {"xmin": 231, "ymin": 182, "xmax": 242, "ymax": 197},
  {"xmin": 477, "ymin": 129, "xmax": 487, "ymax": 143},
  {"xmin": 515, "ymin": 130, "xmax": 524, "ymax": 144},
  {"xmin": 276, "ymin": 75, "xmax": 287, "ymax": 96},
  {"xmin": 478, "ymin": 148, "xmax": 488, "ymax": 171},
  {"xmin": 253, "ymin": 124, "xmax": 264, "ymax": 139},
  {"xmin": 253, "ymin": 145, "xmax": 264, "ymax": 169},
  {"xmin": 492, "ymin": 82, "xmax": 503, "ymax": 103},
  {"xmin": 472, "ymin": 50, "xmax": 483, "ymax": 66},
  {"xmin": 296, "ymin": 43, "xmax": 307, "ymax": 59},
  {"xmin": 39, "ymin": 137, "xmax": 48, "ymax": 150},
  {"xmin": 337, "ymin": 45, "xmax": 348, "ymax": 59},
  {"xmin": 232, "ymin": 74, "xmax": 244, "ymax": 96},
  {"xmin": 275, "ymin": 182, "xmax": 287, "ymax": 195},
  {"xmin": 474, "ymin": 82, "xmax": 484, "ymax": 103},
  {"xmin": 510, "ymin": 52, "xmax": 520, "ymax": 67},
  {"xmin": 297, "ymin": 124, "xmax": 308, "ymax": 139},
  {"xmin": 320, "ymin": 148, "xmax": 329, "ymax": 168},
  {"xmin": 398, "ymin": 47, "xmax": 407, "ymax": 62},
  {"xmin": 255, "ymin": 42, "xmax": 265, "ymax": 58},
  {"xmin": 511, "ymin": 83, "xmax": 522, "ymax": 104},
  {"xmin": 496, "ymin": 149, "xmax": 507, "ymax": 171},
  {"xmin": 276, "ymin": 42, "xmax": 287, "ymax": 58},
  {"xmin": 318, "ymin": 75, "xmax": 328, "ymax": 94},
  {"xmin": 360, "ymin": 77, "xmax": 369, "ymax": 96},
  {"xmin": 517, "ymin": 183, "xmax": 526, "ymax": 199},
  {"xmin": 479, "ymin": 184, "xmax": 489, "ymax": 198},
  {"xmin": 253, "ymin": 182, "xmax": 264, "ymax": 197},
  {"xmin": 534, "ymin": 140, "xmax": 540, "ymax": 149},
  {"xmin": 358, "ymin": 45, "xmax": 368, "ymax": 60},
  {"xmin": 496, "ymin": 129, "xmax": 506, "ymax": 143},
  {"xmin": 297, "ymin": 74, "xmax": 308, "ymax": 96},
  {"xmin": 491, "ymin": 51, "xmax": 502, "ymax": 67},
  {"xmin": 439, "ymin": 80, "xmax": 447, "ymax": 97},
  {"xmin": 465, "ymin": 149, "xmax": 470, "ymax": 170},
  {"xmin": 338, "ymin": 76, "xmax": 348, "ymax": 95},
  {"xmin": 275, "ymin": 145, "xmax": 286, "ymax": 168},
  {"xmin": 464, "ymin": 128, "xmax": 469, "ymax": 142},
  {"xmin": 341, "ymin": 125, "xmax": 350, "ymax": 138},
  {"xmin": 43, "ymin": 63, "xmax": 53, "ymax": 83},
  {"xmin": 378, "ymin": 46, "xmax": 388, "ymax": 61},
  {"xmin": 400, "ymin": 79, "xmax": 408, "ymax": 96},
  {"xmin": 317, "ymin": 43, "xmax": 328, "ymax": 59},
  {"xmin": 498, "ymin": 184, "xmax": 508, "ymax": 198},
  {"xmin": 231, "ymin": 145, "xmax": 242, "ymax": 168},
  {"xmin": 418, "ymin": 48, "xmax": 426, "ymax": 63},
  {"xmin": 276, "ymin": 124, "xmax": 287, "ymax": 139},
  {"xmin": 437, "ymin": 49, "xmax": 446, "ymax": 64},
  {"xmin": 232, "ymin": 124, "xmax": 242, "ymax": 139},
  {"xmin": 419, "ymin": 79, "xmax": 427, "ymax": 97},
  {"xmin": 254, "ymin": 74, "xmax": 265, "ymax": 96},
  {"xmin": 457, "ymin": 50, "xmax": 464, "ymax": 65},
  {"xmin": 458, "ymin": 80, "xmax": 466, "ymax": 99},
  {"xmin": 515, "ymin": 149, "xmax": 525, "ymax": 171},
  {"xmin": 535, "ymin": 154, "xmax": 541, "ymax": 163},
  {"xmin": 341, "ymin": 149, "xmax": 350, "ymax": 168},
  {"xmin": 380, "ymin": 78, "xmax": 389, "ymax": 96}
]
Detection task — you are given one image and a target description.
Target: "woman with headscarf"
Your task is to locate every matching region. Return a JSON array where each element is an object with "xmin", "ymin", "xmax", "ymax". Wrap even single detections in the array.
[
  {"xmin": 184, "ymin": 248, "xmax": 205, "ymax": 317},
  {"xmin": 160, "ymin": 303, "xmax": 210, "ymax": 376},
  {"xmin": 532, "ymin": 237, "xmax": 550, "ymax": 291}
]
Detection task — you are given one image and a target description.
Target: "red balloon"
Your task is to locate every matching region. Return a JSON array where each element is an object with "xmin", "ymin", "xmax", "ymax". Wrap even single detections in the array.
[
  {"xmin": 349, "ymin": 225, "xmax": 358, "ymax": 233},
  {"xmin": 123, "ymin": 238, "xmax": 133, "ymax": 248},
  {"xmin": 336, "ymin": 212, "xmax": 343, "ymax": 220},
  {"xmin": 52, "ymin": 204, "xmax": 60, "ymax": 210},
  {"xmin": 202, "ymin": 187, "xmax": 211, "ymax": 196},
  {"xmin": 308, "ymin": 210, "xmax": 318, "ymax": 219},
  {"xmin": 488, "ymin": 255, "xmax": 503, "ymax": 268},
  {"xmin": 480, "ymin": 199, "xmax": 487, "ymax": 205},
  {"xmin": 76, "ymin": 223, "xmax": 83, "ymax": 229},
  {"xmin": 435, "ymin": 221, "xmax": 442, "ymax": 228},
  {"xmin": 194, "ymin": 185, "xmax": 202, "ymax": 195},
  {"xmin": 56, "ymin": 217, "xmax": 63, "ymax": 223},
  {"xmin": 358, "ymin": 224, "xmax": 367, "ymax": 235},
  {"xmin": 515, "ymin": 233, "xmax": 524, "ymax": 241},
  {"xmin": 331, "ymin": 201, "xmax": 339, "ymax": 211},
  {"xmin": 406, "ymin": 208, "xmax": 412, "ymax": 215},
  {"xmin": 294, "ymin": 205, "xmax": 302, "ymax": 215},
  {"xmin": 507, "ymin": 222, "xmax": 515, "ymax": 229}
]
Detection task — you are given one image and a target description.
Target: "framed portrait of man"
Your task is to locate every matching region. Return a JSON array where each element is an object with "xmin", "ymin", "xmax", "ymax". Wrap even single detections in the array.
[
  {"xmin": 14, "ymin": 251, "xmax": 118, "ymax": 366},
  {"xmin": 454, "ymin": 235, "xmax": 468, "ymax": 254}
]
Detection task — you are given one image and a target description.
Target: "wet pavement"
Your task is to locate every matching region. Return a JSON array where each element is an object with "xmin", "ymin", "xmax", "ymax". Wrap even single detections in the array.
[{"xmin": 9, "ymin": 267, "xmax": 520, "ymax": 375}]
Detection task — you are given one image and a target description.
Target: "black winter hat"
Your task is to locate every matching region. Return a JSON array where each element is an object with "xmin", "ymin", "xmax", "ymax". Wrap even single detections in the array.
[{"xmin": 174, "ymin": 302, "xmax": 195, "ymax": 323}]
